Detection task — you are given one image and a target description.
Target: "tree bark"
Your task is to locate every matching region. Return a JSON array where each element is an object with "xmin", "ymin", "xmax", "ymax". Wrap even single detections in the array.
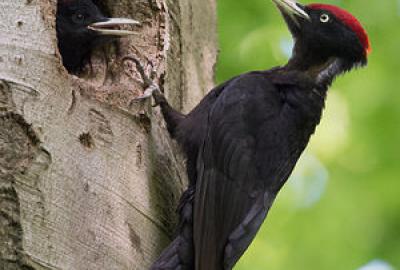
[{"xmin": 0, "ymin": 0, "xmax": 216, "ymax": 269}]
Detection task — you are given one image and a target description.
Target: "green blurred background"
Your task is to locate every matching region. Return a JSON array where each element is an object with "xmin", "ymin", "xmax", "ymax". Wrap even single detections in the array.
[{"xmin": 216, "ymin": 0, "xmax": 400, "ymax": 269}]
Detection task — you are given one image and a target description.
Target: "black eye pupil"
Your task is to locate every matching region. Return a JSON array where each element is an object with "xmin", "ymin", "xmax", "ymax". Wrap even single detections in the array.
[
  {"xmin": 320, "ymin": 14, "xmax": 329, "ymax": 23},
  {"xmin": 76, "ymin": 13, "xmax": 84, "ymax": 20}
]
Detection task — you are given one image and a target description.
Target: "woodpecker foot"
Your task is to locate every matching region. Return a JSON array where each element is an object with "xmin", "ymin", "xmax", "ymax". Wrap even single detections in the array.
[{"xmin": 123, "ymin": 56, "xmax": 166, "ymax": 107}]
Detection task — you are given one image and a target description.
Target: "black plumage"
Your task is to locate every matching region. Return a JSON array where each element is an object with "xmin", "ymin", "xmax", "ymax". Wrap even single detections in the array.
[
  {"xmin": 56, "ymin": 0, "xmax": 139, "ymax": 72},
  {"xmin": 142, "ymin": 1, "xmax": 371, "ymax": 269}
]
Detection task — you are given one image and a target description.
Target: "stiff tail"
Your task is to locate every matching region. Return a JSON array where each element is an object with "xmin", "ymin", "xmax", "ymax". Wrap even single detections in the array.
[{"xmin": 150, "ymin": 188, "xmax": 195, "ymax": 270}]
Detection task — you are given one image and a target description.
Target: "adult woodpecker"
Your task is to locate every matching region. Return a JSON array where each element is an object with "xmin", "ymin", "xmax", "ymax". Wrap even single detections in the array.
[
  {"xmin": 127, "ymin": 0, "xmax": 371, "ymax": 269},
  {"xmin": 56, "ymin": 0, "xmax": 139, "ymax": 73}
]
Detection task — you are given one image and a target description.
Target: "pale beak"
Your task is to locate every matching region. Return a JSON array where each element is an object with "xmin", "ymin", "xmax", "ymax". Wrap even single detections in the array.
[
  {"xmin": 272, "ymin": 0, "xmax": 311, "ymax": 23},
  {"xmin": 88, "ymin": 18, "xmax": 140, "ymax": 36}
]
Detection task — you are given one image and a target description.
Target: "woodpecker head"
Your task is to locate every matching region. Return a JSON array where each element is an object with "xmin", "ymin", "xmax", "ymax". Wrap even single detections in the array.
[
  {"xmin": 273, "ymin": 0, "xmax": 370, "ymax": 80},
  {"xmin": 56, "ymin": 0, "xmax": 139, "ymax": 73}
]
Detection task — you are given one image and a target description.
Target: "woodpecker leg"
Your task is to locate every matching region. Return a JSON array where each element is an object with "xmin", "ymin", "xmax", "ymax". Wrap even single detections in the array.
[
  {"xmin": 123, "ymin": 55, "xmax": 186, "ymax": 138},
  {"xmin": 122, "ymin": 56, "xmax": 165, "ymax": 105}
]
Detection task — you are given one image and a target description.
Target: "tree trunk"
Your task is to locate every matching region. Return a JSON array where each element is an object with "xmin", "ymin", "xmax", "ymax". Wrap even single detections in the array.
[{"xmin": 0, "ymin": 0, "xmax": 216, "ymax": 269}]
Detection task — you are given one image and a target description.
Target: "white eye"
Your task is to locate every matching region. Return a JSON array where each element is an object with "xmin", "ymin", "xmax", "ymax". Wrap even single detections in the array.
[{"xmin": 320, "ymin": 14, "xmax": 330, "ymax": 23}]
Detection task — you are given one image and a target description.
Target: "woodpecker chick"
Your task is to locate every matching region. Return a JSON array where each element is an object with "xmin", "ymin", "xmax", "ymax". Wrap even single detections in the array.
[{"xmin": 56, "ymin": 0, "xmax": 139, "ymax": 73}]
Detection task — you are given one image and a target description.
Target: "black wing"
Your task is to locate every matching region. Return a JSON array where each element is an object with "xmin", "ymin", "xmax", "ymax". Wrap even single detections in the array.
[{"xmin": 193, "ymin": 73, "xmax": 299, "ymax": 270}]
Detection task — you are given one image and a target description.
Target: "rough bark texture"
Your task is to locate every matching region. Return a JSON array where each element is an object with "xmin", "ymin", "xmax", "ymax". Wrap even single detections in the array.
[{"xmin": 0, "ymin": 0, "xmax": 217, "ymax": 269}]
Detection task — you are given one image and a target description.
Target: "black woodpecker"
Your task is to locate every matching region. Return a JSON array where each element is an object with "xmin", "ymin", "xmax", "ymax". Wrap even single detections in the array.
[
  {"xmin": 126, "ymin": 0, "xmax": 371, "ymax": 269},
  {"xmin": 56, "ymin": 0, "xmax": 139, "ymax": 73}
]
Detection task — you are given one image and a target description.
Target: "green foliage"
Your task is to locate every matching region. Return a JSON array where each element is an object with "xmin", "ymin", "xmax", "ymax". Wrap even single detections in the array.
[{"xmin": 216, "ymin": 0, "xmax": 400, "ymax": 269}]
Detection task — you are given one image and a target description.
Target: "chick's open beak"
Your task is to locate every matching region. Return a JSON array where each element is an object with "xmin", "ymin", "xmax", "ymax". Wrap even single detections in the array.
[
  {"xmin": 272, "ymin": 0, "xmax": 310, "ymax": 24},
  {"xmin": 88, "ymin": 18, "xmax": 140, "ymax": 36}
]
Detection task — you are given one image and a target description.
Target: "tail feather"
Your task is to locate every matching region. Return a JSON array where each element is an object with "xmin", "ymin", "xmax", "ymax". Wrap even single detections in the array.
[
  {"xmin": 150, "ymin": 235, "xmax": 192, "ymax": 270},
  {"xmin": 150, "ymin": 188, "xmax": 195, "ymax": 270}
]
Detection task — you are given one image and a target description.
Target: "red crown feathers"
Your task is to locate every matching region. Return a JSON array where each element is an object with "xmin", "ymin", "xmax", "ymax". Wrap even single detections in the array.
[{"xmin": 308, "ymin": 4, "xmax": 371, "ymax": 55}]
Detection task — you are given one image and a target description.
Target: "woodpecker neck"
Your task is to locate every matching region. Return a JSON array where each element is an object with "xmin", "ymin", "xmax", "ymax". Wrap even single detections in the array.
[
  {"xmin": 58, "ymin": 41, "xmax": 87, "ymax": 72},
  {"xmin": 285, "ymin": 44, "xmax": 353, "ymax": 89},
  {"xmin": 290, "ymin": 58, "xmax": 344, "ymax": 86}
]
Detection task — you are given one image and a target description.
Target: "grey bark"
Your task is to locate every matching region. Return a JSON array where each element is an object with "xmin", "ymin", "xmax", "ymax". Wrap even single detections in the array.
[{"xmin": 0, "ymin": 0, "xmax": 217, "ymax": 269}]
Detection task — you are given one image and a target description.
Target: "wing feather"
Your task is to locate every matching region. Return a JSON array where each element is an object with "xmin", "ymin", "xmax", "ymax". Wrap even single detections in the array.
[{"xmin": 193, "ymin": 73, "xmax": 295, "ymax": 270}]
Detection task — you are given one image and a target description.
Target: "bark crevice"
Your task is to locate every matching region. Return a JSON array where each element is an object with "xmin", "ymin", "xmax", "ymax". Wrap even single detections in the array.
[
  {"xmin": 0, "ymin": 0, "xmax": 216, "ymax": 268},
  {"xmin": 0, "ymin": 109, "xmax": 49, "ymax": 270}
]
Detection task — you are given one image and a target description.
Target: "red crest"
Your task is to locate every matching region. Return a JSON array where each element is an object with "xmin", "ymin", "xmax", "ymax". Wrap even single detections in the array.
[{"xmin": 308, "ymin": 4, "xmax": 371, "ymax": 55}]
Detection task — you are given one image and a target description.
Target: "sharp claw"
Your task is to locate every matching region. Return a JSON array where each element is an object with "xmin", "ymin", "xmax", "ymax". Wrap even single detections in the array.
[
  {"xmin": 143, "ymin": 85, "xmax": 158, "ymax": 97},
  {"xmin": 129, "ymin": 93, "xmax": 151, "ymax": 107},
  {"xmin": 130, "ymin": 84, "xmax": 159, "ymax": 105},
  {"xmin": 123, "ymin": 55, "xmax": 164, "ymax": 107},
  {"xmin": 135, "ymin": 93, "xmax": 153, "ymax": 100},
  {"xmin": 122, "ymin": 56, "xmax": 153, "ymax": 87}
]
